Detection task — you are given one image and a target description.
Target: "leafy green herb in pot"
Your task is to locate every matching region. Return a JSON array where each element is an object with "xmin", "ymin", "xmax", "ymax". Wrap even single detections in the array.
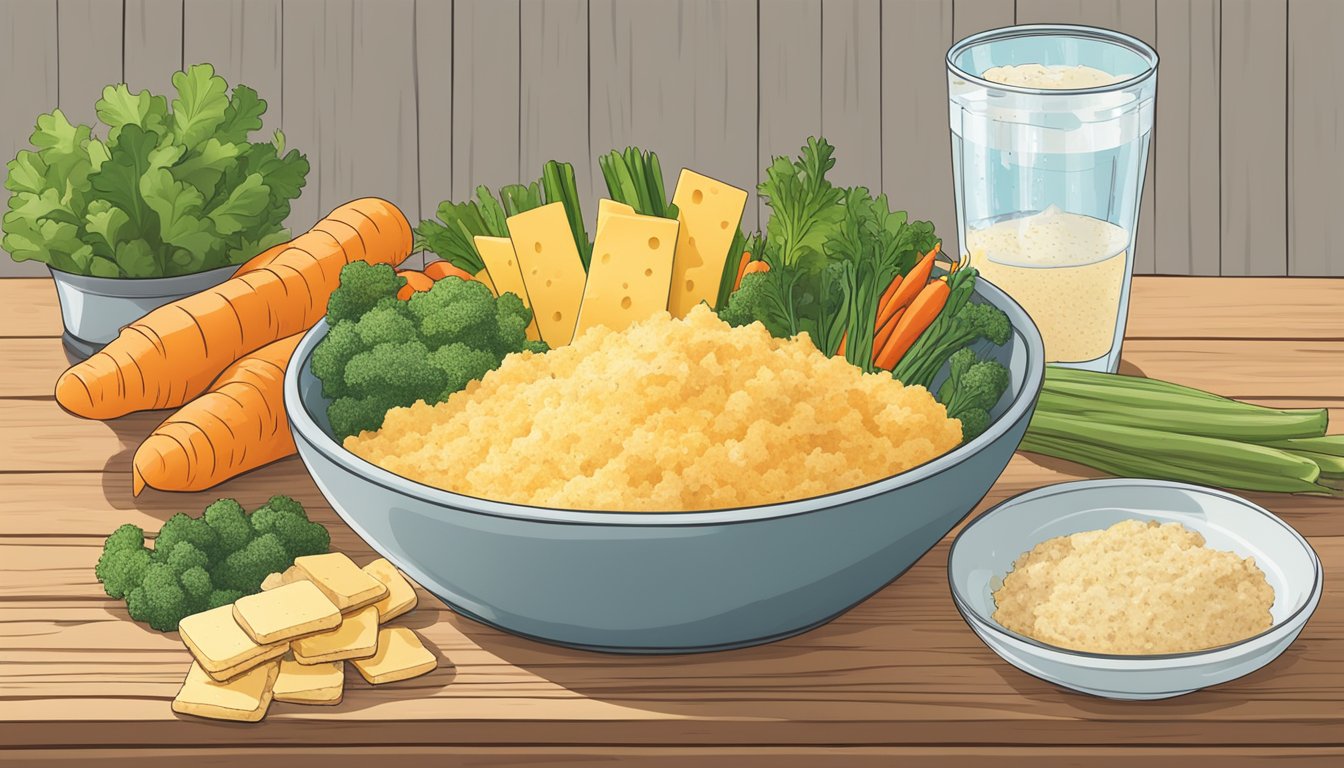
[{"xmin": 3, "ymin": 63, "xmax": 309, "ymax": 278}]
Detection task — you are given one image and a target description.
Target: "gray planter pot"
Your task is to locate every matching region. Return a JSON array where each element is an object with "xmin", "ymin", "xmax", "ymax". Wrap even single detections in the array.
[{"xmin": 49, "ymin": 265, "xmax": 236, "ymax": 361}]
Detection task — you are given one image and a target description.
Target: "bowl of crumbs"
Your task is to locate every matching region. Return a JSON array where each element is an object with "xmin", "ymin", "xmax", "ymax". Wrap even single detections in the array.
[{"xmin": 947, "ymin": 478, "xmax": 1322, "ymax": 700}]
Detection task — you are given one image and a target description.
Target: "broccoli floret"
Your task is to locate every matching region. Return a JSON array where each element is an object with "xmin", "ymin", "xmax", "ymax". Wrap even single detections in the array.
[
  {"xmin": 958, "ymin": 301, "xmax": 1011, "ymax": 346},
  {"xmin": 353, "ymin": 299, "xmax": 418, "ymax": 347},
  {"xmin": 327, "ymin": 262, "xmax": 405, "ymax": 324},
  {"xmin": 207, "ymin": 589, "xmax": 245, "ymax": 610},
  {"xmin": 492, "ymin": 291, "xmax": 534, "ymax": 353},
  {"xmin": 127, "ymin": 562, "xmax": 192, "ymax": 631},
  {"xmin": 938, "ymin": 350, "xmax": 1010, "ymax": 442},
  {"xmin": 717, "ymin": 271, "xmax": 772, "ymax": 328},
  {"xmin": 430, "ymin": 342, "xmax": 500, "ymax": 396},
  {"xmin": 214, "ymin": 532, "xmax": 291, "ymax": 593},
  {"xmin": 203, "ymin": 498, "xmax": 253, "ymax": 554},
  {"xmin": 164, "ymin": 540, "xmax": 209, "ymax": 574},
  {"xmin": 179, "ymin": 566, "xmax": 214, "ymax": 606},
  {"xmin": 152, "ymin": 512, "xmax": 218, "ymax": 563},
  {"xmin": 328, "ymin": 392, "xmax": 401, "ymax": 440},
  {"xmin": 250, "ymin": 496, "xmax": 330, "ymax": 559},
  {"xmin": 521, "ymin": 339, "xmax": 549, "ymax": 355},
  {"xmin": 95, "ymin": 524, "xmax": 152, "ymax": 599},
  {"xmin": 406, "ymin": 277, "xmax": 500, "ymax": 350},
  {"xmin": 344, "ymin": 340, "xmax": 448, "ymax": 406},
  {"xmin": 311, "ymin": 321, "xmax": 362, "ymax": 399}
]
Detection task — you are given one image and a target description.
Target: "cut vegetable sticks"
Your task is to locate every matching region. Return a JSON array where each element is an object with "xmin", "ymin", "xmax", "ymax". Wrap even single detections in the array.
[{"xmin": 875, "ymin": 279, "xmax": 949, "ymax": 370}]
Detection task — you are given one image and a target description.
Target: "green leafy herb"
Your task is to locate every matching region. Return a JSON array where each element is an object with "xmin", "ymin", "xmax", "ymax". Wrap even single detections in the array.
[
  {"xmin": 3, "ymin": 63, "xmax": 309, "ymax": 277},
  {"xmin": 598, "ymin": 146, "xmax": 678, "ymax": 220}
]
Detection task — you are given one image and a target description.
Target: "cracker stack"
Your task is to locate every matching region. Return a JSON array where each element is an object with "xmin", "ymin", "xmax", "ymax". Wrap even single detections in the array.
[{"xmin": 171, "ymin": 554, "xmax": 437, "ymax": 721}]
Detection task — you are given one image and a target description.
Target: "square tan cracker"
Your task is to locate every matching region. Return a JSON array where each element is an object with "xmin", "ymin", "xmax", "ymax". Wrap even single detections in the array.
[
  {"xmin": 294, "ymin": 553, "xmax": 388, "ymax": 612},
  {"xmin": 292, "ymin": 605, "xmax": 379, "ymax": 664},
  {"xmin": 232, "ymin": 580, "xmax": 341, "ymax": 644},
  {"xmin": 350, "ymin": 627, "xmax": 437, "ymax": 685},
  {"xmin": 363, "ymin": 558, "xmax": 417, "ymax": 621},
  {"xmin": 172, "ymin": 659, "xmax": 279, "ymax": 722},
  {"xmin": 272, "ymin": 657, "xmax": 344, "ymax": 705},
  {"xmin": 178, "ymin": 605, "xmax": 287, "ymax": 680}
]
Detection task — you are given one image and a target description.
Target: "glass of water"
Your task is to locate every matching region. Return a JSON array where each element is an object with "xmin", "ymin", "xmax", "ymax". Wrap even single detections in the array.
[{"xmin": 947, "ymin": 25, "xmax": 1157, "ymax": 372}]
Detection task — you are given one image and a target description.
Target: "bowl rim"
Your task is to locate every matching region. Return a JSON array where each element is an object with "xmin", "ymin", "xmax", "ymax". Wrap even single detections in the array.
[
  {"xmin": 284, "ymin": 278, "xmax": 1045, "ymax": 526},
  {"xmin": 946, "ymin": 478, "xmax": 1324, "ymax": 662}
]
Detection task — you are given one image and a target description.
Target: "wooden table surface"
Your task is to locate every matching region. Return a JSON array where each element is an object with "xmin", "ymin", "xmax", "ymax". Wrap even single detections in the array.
[{"xmin": 1, "ymin": 276, "xmax": 1342, "ymax": 766}]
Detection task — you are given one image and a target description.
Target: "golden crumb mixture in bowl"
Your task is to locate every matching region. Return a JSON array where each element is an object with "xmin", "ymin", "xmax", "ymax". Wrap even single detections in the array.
[
  {"xmin": 992, "ymin": 519, "xmax": 1275, "ymax": 655},
  {"xmin": 343, "ymin": 305, "xmax": 963, "ymax": 512}
]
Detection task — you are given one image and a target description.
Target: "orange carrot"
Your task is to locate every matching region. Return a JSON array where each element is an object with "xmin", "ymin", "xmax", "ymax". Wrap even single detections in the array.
[
  {"xmin": 876, "ymin": 244, "xmax": 940, "ymax": 330},
  {"xmin": 836, "ymin": 332, "xmax": 847, "ymax": 357},
  {"xmin": 871, "ymin": 307, "xmax": 906, "ymax": 362},
  {"xmin": 396, "ymin": 270, "xmax": 434, "ymax": 300},
  {"xmin": 131, "ymin": 333, "xmax": 302, "ymax": 495},
  {"xmin": 741, "ymin": 261, "xmax": 770, "ymax": 277},
  {"xmin": 55, "ymin": 198, "xmax": 412, "ymax": 420},
  {"xmin": 874, "ymin": 279, "xmax": 950, "ymax": 370},
  {"xmin": 423, "ymin": 260, "xmax": 476, "ymax": 282},
  {"xmin": 732, "ymin": 252, "xmax": 752, "ymax": 291},
  {"xmin": 229, "ymin": 240, "xmax": 293, "ymax": 276}
]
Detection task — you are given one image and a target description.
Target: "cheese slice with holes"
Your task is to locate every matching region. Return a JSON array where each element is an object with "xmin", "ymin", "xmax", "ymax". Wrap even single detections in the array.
[
  {"xmin": 506, "ymin": 202, "xmax": 588, "ymax": 347},
  {"xmin": 573, "ymin": 213, "xmax": 679, "ymax": 339},
  {"xmin": 595, "ymin": 199, "xmax": 636, "ymax": 238},
  {"xmin": 667, "ymin": 170, "xmax": 748, "ymax": 318},
  {"xmin": 475, "ymin": 235, "xmax": 540, "ymax": 341}
]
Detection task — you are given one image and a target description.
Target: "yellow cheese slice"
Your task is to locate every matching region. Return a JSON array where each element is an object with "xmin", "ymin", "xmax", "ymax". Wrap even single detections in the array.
[
  {"xmin": 667, "ymin": 169, "xmax": 748, "ymax": 317},
  {"xmin": 595, "ymin": 198, "xmax": 636, "ymax": 238},
  {"xmin": 475, "ymin": 235, "xmax": 540, "ymax": 341},
  {"xmin": 573, "ymin": 212, "xmax": 678, "ymax": 339},
  {"xmin": 506, "ymin": 202, "xmax": 588, "ymax": 347}
]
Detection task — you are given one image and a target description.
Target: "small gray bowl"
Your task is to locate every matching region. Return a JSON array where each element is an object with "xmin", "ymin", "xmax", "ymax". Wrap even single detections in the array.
[
  {"xmin": 948, "ymin": 479, "xmax": 1323, "ymax": 700},
  {"xmin": 50, "ymin": 265, "xmax": 236, "ymax": 360},
  {"xmin": 285, "ymin": 280, "xmax": 1044, "ymax": 653}
]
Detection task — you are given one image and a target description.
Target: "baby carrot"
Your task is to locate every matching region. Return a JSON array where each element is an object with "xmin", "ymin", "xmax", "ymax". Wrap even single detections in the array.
[
  {"xmin": 733, "ymin": 252, "xmax": 753, "ymax": 291},
  {"xmin": 396, "ymin": 270, "xmax": 434, "ymax": 300},
  {"xmin": 876, "ymin": 243, "xmax": 940, "ymax": 330},
  {"xmin": 871, "ymin": 307, "xmax": 906, "ymax": 363},
  {"xmin": 424, "ymin": 260, "xmax": 476, "ymax": 282},
  {"xmin": 875, "ymin": 279, "xmax": 950, "ymax": 371}
]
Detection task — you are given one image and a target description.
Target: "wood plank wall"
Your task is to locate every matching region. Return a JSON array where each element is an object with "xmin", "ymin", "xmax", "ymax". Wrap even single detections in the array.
[{"xmin": 0, "ymin": 0, "xmax": 1339, "ymax": 276}]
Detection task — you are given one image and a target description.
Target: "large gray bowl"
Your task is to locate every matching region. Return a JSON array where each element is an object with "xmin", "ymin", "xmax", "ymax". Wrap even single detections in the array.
[{"xmin": 284, "ymin": 280, "xmax": 1045, "ymax": 653}]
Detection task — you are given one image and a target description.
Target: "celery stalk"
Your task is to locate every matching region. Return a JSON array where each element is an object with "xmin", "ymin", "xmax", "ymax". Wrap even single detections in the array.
[
  {"xmin": 1036, "ymin": 389, "xmax": 1327, "ymax": 442},
  {"xmin": 1263, "ymin": 435, "xmax": 1344, "ymax": 457}
]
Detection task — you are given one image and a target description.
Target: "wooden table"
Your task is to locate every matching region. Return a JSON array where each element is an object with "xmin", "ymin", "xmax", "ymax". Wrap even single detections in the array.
[{"xmin": 2, "ymin": 276, "xmax": 1342, "ymax": 766}]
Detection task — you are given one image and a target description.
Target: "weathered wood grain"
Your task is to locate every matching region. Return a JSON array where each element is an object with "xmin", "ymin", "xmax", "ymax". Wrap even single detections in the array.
[
  {"xmin": 821, "ymin": 0, "xmax": 883, "ymax": 192},
  {"xmin": 757, "ymin": 0, "xmax": 822, "ymax": 229},
  {"xmin": 452, "ymin": 0, "xmax": 520, "ymax": 200},
  {"xmin": 952, "ymin": 0, "xmax": 1014, "ymax": 39},
  {"xmin": 881, "ymin": 0, "xmax": 956, "ymax": 247},
  {"xmin": 123, "ymin": 0, "xmax": 183, "ymax": 96},
  {"xmin": 414, "ymin": 0, "xmax": 453, "ymax": 266},
  {"xmin": 1220, "ymin": 0, "xmax": 1289, "ymax": 276},
  {"xmin": 520, "ymin": 0, "xmax": 591, "ymax": 209},
  {"xmin": 6, "ymin": 746, "xmax": 1344, "ymax": 768},
  {"xmin": 0, "ymin": 0, "xmax": 58, "ymax": 277},
  {"xmin": 55, "ymin": 0, "xmax": 123, "ymax": 127},
  {"xmin": 1154, "ymin": 0, "xmax": 1222, "ymax": 276},
  {"xmin": 1288, "ymin": 0, "xmax": 1344, "ymax": 277},
  {"xmin": 590, "ymin": 0, "xmax": 758, "ymax": 230}
]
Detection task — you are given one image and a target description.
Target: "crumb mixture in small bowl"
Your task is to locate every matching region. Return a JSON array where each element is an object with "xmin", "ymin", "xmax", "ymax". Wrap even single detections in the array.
[{"xmin": 991, "ymin": 518, "xmax": 1275, "ymax": 655}]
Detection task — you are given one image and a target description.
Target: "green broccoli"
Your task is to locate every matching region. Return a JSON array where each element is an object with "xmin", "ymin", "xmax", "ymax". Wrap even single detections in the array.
[
  {"xmin": 406, "ymin": 277, "xmax": 500, "ymax": 351},
  {"xmin": 202, "ymin": 498, "xmax": 251, "ymax": 553},
  {"xmin": 326, "ymin": 262, "xmax": 405, "ymax": 324},
  {"xmin": 94, "ymin": 524, "xmax": 152, "ymax": 599},
  {"xmin": 250, "ymin": 495, "xmax": 331, "ymax": 559},
  {"xmin": 314, "ymin": 266, "xmax": 545, "ymax": 441},
  {"xmin": 890, "ymin": 268, "xmax": 1011, "ymax": 389},
  {"xmin": 937, "ymin": 348, "xmax": 1010, "ymax": 442},
  {"xmin": 93, "ymin": 497, "xmax": 330, "ymax": 632},
  {"xmin": 716, "ymin": 271, "xmax": 774, "ymax": 329},
  {"xmin": 311, "ymin": 321, "xmax": 362, "ymax": 398},
  {"xmin": 214, "ymin": 532, "xmax": 291, "ymax": 593}
]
